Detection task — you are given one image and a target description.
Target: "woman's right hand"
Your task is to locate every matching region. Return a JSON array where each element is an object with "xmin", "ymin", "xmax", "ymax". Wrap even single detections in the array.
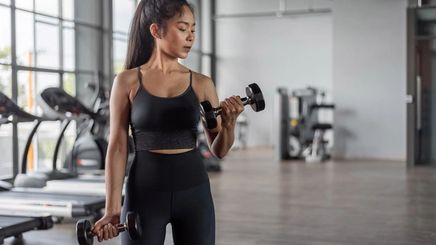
[{"xmin": 91, "ymin": 213, "xmax": 121, "ymax": 242}]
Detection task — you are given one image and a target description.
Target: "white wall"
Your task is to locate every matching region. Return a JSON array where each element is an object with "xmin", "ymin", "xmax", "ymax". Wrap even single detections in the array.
[
  {"xmin": 332, "ymin": 0, "xmax": 408, "ymax": 160},
  {"xmin": 215, "ymin": 0, "xmax": 408, "ymax": 160},
  {"xmin": 215, "ymin": 0, "xmax": 333, "ymax": 147}
]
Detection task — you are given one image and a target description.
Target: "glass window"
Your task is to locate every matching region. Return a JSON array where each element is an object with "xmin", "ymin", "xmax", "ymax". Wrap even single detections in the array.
[
  {"xmin": 0, "ymin": 6, "xmax": 11, "ymax": 64},
  {"xmin": 113, "ymin": 39, "xmax": 127, "ymax": 74},
  {"xmin": 17, "ymin": 120, "xmax": 63, "ymax": 173},
  {"xmin": 35, "ymin": 0, "xmax": 58, "ymax": 17},
  {"xmin": 113, "ymin": 0, "xmax": 136, "ymax": 32},
  {"xmin": 63, "ymin": 26, "xmax": 75, "ymax": 71},
  {"xmin": 63, "ymin": 72, "xmax": 75, "ymax": 96},
  {"xmin": 17, "ymin": 71, "xmax": 59, "ymax": 114},
  {"xmin": 36, "ymin": 19, "xmax": 60, "ymax": 69},
  {"xmin": 15, "ymin": 0, "xmax": 33, "ymax": 11},
  {"xmin": 35, "ymin": 121, "xmax": 62, "ymax": 171},
  {"xmin": 0, "ymin": 0, "xmax": 10, "ymax": 5},
  {"xmin": 16, "ymin": 10, "xmax": 35, "ymax": 67},
  {"xmin": 62, "ymin": 0, "xmax": 74, "ymax": 20},
  {"xmin": 17, "ymin": 71, "xmax": 60, "ymax": 172},
  {"xmin": 17, "ymin": 70, "xmax": 35, "ymax": 112},
  {"xmin": 0, "ymin": 65, "xmax": 11, "ymax": 98},
  {"xmin": 17, "ymin": 121, "xmax": 37, "ymax": 173},
  {"xmin": 0, "ymin": 65, "xmax": 12, "ymax": 178},
  {"xmin": 0, "ymin": 124, "xmax": 13, "ymax": 178}
]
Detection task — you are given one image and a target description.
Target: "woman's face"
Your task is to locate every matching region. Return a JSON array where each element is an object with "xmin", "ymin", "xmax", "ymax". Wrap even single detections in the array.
[{"xmin": 157, "ymin": 5, "xmax": 196, "ymax": 59}]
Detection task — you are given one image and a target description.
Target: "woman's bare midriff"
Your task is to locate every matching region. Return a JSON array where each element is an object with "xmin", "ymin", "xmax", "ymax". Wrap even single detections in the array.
[{"xmin": 148, "ymin": 148, "xmax": 195, "ymax": 154}]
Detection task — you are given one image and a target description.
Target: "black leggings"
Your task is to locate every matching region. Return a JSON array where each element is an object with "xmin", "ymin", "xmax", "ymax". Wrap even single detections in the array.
[{"xmin": 121, "ymin": 148, "xmax": 215, "ymax": 245}]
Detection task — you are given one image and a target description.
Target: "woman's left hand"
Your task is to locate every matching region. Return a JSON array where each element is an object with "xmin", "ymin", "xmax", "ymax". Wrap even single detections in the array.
[{"xmin": 219, "ymin": 95, "xmax": 244, "ymax": 129}]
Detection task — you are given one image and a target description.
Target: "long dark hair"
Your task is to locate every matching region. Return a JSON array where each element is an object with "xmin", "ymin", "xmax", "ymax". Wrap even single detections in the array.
[{"xmin": 124, "ymin": 0, "xmax": 194, "ymax": 70}]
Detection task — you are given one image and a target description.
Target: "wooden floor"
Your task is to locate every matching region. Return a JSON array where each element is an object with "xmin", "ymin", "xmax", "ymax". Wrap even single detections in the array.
[{"xmin": 4, "ymin": 147, "xmax": 436, "ymax": 245}]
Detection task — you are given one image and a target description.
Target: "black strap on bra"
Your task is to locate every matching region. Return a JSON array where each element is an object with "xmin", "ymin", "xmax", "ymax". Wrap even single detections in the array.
[
  {"xmin": 137, "ymin": 67, "xmax": 142, "ymax": 85},
  {"xmin": 189, "ymin": 69, "xmax": 192, "ymax": 87}
]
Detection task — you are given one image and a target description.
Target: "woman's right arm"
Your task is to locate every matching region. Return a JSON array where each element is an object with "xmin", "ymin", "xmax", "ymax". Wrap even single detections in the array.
[{"xmin": 92, "ymin": 73, "xmax": 131, "ymax": 241}]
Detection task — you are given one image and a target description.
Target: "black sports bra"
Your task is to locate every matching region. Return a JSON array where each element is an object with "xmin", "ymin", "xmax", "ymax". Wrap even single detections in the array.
[{"xmin": 129, "ymin": 67, "xmax": 200, "ymax": 151}]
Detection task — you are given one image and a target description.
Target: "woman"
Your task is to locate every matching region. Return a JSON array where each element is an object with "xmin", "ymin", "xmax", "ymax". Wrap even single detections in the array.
[{"xmin": 92, "ymin": 0, "xmax": 244, "ymax": 244}]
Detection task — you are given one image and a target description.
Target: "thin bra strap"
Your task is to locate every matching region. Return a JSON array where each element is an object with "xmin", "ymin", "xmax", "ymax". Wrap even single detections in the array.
[
  {"xmin": 137, "ymin": 67, "xmax": 142, "ymax": 85},
  {"xmin": 189, "ymin": 70, "xmax": 192, "ymax": 86}
]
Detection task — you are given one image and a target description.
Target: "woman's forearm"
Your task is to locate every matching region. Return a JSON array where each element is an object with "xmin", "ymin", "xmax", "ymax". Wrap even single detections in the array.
[
  {"xmin": 211, "ymin": 125, "xmax": 235, "ymax": 159},
  {"xmin": 104, "ymin": 144, "xmax": 128, "ymax": 214}
]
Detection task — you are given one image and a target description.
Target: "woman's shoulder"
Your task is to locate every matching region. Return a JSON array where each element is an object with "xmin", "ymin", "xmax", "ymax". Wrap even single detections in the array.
[
  {"xmin": 187, "ymin": 70, "xmax": 216, "ymax": 102},
  {"xmin": 114, "ymin": 67, "xmax": 140, "ymax": 85},
  {"xmin": 112, "ymin": 68, "xmax": 143, "ymax": 99},
  {"xmin": 112, "ymin": 67, "xmax": 141, "ymax": 94},
  {"xmin": 188, "ymin": 69, "xmax": 213, "ymax": 89}
]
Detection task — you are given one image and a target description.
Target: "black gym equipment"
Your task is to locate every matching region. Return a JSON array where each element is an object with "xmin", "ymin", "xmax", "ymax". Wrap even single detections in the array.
[
  {"xmin": 0, "ymin": 91, "xmax": 75, "ymax": 188},
  {"xmin": 275, "ymin": 86, "xmax": 335, "ymax": 162},
  {"xmin": 0, "ymin": 92, "xmax": 106, "ymax": 220},
  {"xmin": 0, "ymin": 213, "xmax": 53, "ymax": 244},
  {"xmin": 200, "ymin": 83, "xmax": 265, "ymax": 129},
  {"xmin": 39, "ymin": 87, "xmax": 109, "ymax": 173},
  {"xmin": 76, "ymin": 212, "xmax": 141, "ymax": 245},
  {"xmin": 39, "ymin": 86, "xmax": 135, "ymax": 176}
]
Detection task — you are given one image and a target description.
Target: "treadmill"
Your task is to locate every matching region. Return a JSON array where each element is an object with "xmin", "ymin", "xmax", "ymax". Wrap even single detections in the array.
[
  {"xmin": 37, "ymin": 87, "xmax": 130, "ymax": 195},
  {"xmin": 0, "ymin": 212, "xmax": 53, "ymax": 244},
  {"xmin": 0, "ymin": 92, "xmax": 106, "ymax": 219}
]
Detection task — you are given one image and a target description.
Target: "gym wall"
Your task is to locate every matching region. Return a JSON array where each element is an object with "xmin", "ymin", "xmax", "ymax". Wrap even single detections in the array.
[
  {"xmin": 215, "ymin": 0, "xmax": 333, "ymax": 148},
  {"xmin": 332, "ymin": 0, "xmax": 407, "ymax": 160}
]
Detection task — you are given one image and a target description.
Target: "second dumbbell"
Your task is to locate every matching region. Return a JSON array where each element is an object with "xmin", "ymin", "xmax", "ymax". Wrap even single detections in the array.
[{"xmin": 76, "ymin": 212, "xmax": 141, "ymax": 245}]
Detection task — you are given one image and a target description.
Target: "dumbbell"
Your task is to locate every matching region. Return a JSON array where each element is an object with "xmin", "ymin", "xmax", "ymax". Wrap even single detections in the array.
[
  {"xmin": 200, "ymin": 83, "xmax": 265, "ymax": 129},
  {"xmin": 76, "ymin": 212, "xmax": 141, "ymax": 245}
]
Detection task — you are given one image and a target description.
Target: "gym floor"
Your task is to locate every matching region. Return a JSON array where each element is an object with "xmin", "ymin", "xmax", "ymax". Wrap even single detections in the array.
[{"xmin": 4, "ymin": 147, "xmax": 436, "ymax": 245}]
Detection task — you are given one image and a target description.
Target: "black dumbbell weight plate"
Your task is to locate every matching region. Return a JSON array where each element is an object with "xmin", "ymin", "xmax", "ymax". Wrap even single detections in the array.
[
  {"xmin": 77, "ymin": 219, "xmax": 93, "ymax": 245},
  {"xmin": 200, "ymin": 101, "xmax": 218, "ymax": 129},
  {"xmin": 246, "ymin": 83, "xmax": 265, "ymax": 112}
]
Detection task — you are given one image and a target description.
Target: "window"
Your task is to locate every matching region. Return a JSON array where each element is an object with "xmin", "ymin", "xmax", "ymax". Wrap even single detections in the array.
[
  {"xmin": 0, "ymin": 65, "xmax": 12, "ymax": 178},
  {"xmin": 16, "ymin": 10, "xmax": 35, "ymax": 67},
  {"xmin": 0, "ymin": 124, "xmax": 13, "ymax": 178},
  {"xmin": 35, "ymin": 0, "xmax": 59, "ymax": 17},
  {"xmin": 2, "ymin": 0, "xmax": 115, "ymax": 180},
  {"xmin": 17, "ymin": 71, "xmax": 60, "ymax": 172},
  {"xmin": 113, "ymin": 37, "xmax": 127, "ymax": 74},
  {"xmin": 0, "ymin": 65, "xmax": 11, "ymax": 98},
  {"xmin": 113, "ymin": 0, "xmax": 136, "ymax": 32},
  {"xmin": 35, "ymin": 16, "xmax": 60, "ymax": 69},
  {"xmin": 0, "ymin": 6, "xmax": 11, "ymax": 64},
  {"xmin": 112, "ymin": 0, "xmax": 136, "ymax": 74},
  {"xmin": 63, "ymin": 72, "xmax": 75, "ymax": 96},
  {"xmin": 63, "ymin": 22, "xmax": 75, "ymax": 71},
  {"xmin": 15, "ymin": 0, "xmax": 33, "ymax": 11},
  {"xmin": 62, "ymin": 0, "xmax": 74, "ymax": 20}
]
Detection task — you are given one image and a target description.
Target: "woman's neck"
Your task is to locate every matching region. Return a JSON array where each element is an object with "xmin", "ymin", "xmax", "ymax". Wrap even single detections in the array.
[{"xmin": 145, "ymin": 48, "xmax": 180, "ymax": 74}]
